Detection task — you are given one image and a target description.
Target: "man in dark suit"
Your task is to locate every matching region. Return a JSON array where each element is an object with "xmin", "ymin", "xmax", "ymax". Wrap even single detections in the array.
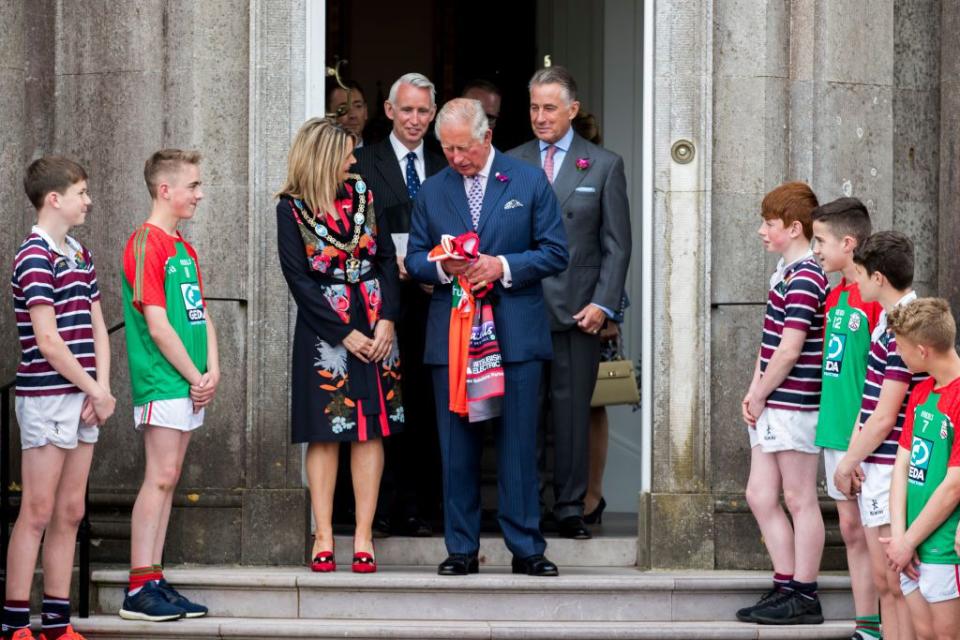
[
  {"xmin": 406, "ymin": 98, "xmax": 568, "ymax": 576},
  {"xmin": 353, "ymin": 73, "xmax": 446, "ymax": 537},
  {"xmin": 508, "ymin": 66, "xmax": 631, "ymax": 540}
]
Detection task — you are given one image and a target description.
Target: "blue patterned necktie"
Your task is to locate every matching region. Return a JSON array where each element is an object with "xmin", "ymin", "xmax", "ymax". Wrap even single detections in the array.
[
  {"xmin": 467, "ymin": 175, "xmax": 484, "ymax": 229},
  {"xmin": 405, "ymin": 152, "xmax": 421, "ymax": 199}
]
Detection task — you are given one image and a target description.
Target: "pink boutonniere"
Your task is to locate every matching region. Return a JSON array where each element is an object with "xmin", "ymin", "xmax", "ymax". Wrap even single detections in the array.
[
  {"xmin": 575, "ymin": 158, "xmax": 591, "ymax": 171},
  {"xmin": 495, "ymin": 172, "xmax": 509, "ymax": 183}
]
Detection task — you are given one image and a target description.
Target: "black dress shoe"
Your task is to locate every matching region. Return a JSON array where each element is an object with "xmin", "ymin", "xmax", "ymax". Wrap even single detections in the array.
[
  {"xmin": 511, "ymin": 554, "xmax": 559, "ymax": 576},
  {"xmin": 437, "ymin": 554, "xmax": 479, "ymax": 575},
  {"xmin": 396, "ymin": 516, "xmax": 433, "ymax": 537},
  {"xmin": 372, "ymin": 515, "xmax": 392, "ymax": 538},
  {"xmin": 557, "ymin": 516, "xmax": 592, "ymax": 539}
]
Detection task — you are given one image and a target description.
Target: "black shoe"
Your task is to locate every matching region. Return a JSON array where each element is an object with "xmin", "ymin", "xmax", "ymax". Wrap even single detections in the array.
[
  {"xmin": 583, "ymin": 497, "xmax": 607, "ymax": 525},
  {"xmin": 511, "ymin": 554, "xmax": 559, "ymax": 576},
  {"xmin": 735, "ymin": 588, "xmax": 787, "ymax": 622},
  {"xmin": 396, "ymin": 516, "xmax": 433, "ymax": 537},
  {"xmin": 437, "ymin": 554, "xmax": 479, "ymax": 575},
  {"xmin": 751, "ymin": 590, "xmax": 823, "ymax": 625},
  {"xmin": 557, "ymin": 516, "xmax": 592, "ymax": 539},
  {"xmin": 372, "ymin": 515, "xmax": 392, "ymax": 538}
]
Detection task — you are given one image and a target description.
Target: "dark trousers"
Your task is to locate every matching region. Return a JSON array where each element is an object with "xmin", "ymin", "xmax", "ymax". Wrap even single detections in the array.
[
  {"xmin": 432, "ymin": 361, "xmax": 546, "ymax": 559},
  {"xmin": 540, "ymin": 328, "xmax": 602, "ymax": 520},
  {"xmin": 378, "ymin": 287, "xmax": 442, "ymax": 522}
]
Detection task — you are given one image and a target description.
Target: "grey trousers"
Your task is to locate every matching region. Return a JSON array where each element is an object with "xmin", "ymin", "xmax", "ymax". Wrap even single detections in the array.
[{"xmin": 539, "ymin": 328, "xmax": 602, "ymax": 520}]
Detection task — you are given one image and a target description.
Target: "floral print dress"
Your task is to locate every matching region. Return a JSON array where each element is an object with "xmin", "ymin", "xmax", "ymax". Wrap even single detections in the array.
[{"xmin": 276, "ymin": 175, "xmax": 404, "ymax": 442}]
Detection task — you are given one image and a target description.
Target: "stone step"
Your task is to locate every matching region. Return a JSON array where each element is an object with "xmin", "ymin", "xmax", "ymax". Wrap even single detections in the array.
[
  {"xmin": 92, "ymin": 567, "xmax": 855, "ymax": 623},
  {"xmin": 70, "ymin": 616, "xmax": 857, "ymax": 639},
  {"xmin": 329, "ymin": 533, "xmax": 638, "ymax": 567}
]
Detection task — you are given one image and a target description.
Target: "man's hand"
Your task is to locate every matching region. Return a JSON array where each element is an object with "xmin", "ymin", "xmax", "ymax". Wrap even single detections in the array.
[
  {"xmin": 881, "ymin": 535, "xmax": 919, "ymax": 578},
  {"xmin": 747, "ymin": 394, "xmax": 766, "ymax": 425},
  {"xmin": 368, "ymin": 320, "xmax": 394, "ymax": 362},
  {"xmin": 441, "ymin": 258, "xmax": 470, "ymax": 276},
  {"xmin": 190, "ymin": 370, "xmax": 221, "ymax": 412},
  {"xmin": 463, "ymin": 254, "xmax": 504, "ymax": 286},
  {"xmin": 343, "ymin": 330, "xmax": 373, "ymax": 363},
  {"xmin": 742, "ymin": 391, "xmax": 758, "ymax": 427},
  {"xmin": 833, "ymin": 458, "xmax": 864, "ymax": 499},
  {"xmin": 599, "ymin": 322, "xmax": 620, "ymax": 342},
  {"xmin": 90, "ymin": 387, "xmax": 116, "ymax": 425},
  {"xmin": 574, "ymin": 304, "xmax": 607, "ymax": 335},
  {"xmin": 397, "ymin": 256, "xmax": 410, "ymax": 281}
]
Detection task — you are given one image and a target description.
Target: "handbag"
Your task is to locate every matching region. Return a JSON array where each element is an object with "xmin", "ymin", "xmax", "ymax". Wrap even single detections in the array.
[{"xmin": 590, "ymin": 358, "xmax": 640, "ymax": 407}]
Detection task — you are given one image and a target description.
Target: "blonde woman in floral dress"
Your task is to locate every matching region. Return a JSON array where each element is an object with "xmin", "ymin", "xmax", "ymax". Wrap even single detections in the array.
[{"xmin": 276, "ymin": 118, "xmax": 402, "ymax": 574}]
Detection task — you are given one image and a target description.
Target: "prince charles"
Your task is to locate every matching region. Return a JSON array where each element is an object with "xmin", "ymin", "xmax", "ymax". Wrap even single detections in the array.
[{"xmin": 405, "ymin": 98, "xmax": 568, "ymax": 576}]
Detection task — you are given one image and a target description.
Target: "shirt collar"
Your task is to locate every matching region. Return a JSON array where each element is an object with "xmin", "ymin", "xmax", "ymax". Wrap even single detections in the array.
[
  {"xmin": 31, "ymin": 225, "xmax": 80, "ymax": 258},
  {"xmin": 539, "ymin": 126, "xmax": 575, "ymax": 153},
  {"xmin": 389, "ymin": 131, "xmax": 423, "ymax": 164},
  {"xmin": 894, "ymin": 290, "xmax": 918, "ymax": 308},
  {"xmin": 777, "ymin": 249, "xmax": 814, "ymax": 276}
]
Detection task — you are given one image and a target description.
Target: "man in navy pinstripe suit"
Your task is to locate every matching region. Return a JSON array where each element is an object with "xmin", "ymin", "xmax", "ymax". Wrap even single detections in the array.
[{"xmin": 406, "ymin": 98, "xmax": 568, "ymax": 576}]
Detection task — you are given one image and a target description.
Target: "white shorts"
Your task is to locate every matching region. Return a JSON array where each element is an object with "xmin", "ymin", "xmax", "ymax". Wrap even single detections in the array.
[
  {"xmin": 824, "ymin": 448, "xmax": 850, "ymax": 501},
  {"xmin": 858, "ymin": 461, "xmax": 892, "ymax": 527},
  {"xmin": 134, "ymin": 398, "xmax": 204, "ymax": 432},
  {"xmin": 748, "ymin": 407, "xmax": 820, "ymax": 454},
  {"xmin": 900, "ymin": 563, "xmax": 960, "ymax": 603},
  {"xmin": 15, "ymin": 393, "xmax": 99, "ymax": 450}
]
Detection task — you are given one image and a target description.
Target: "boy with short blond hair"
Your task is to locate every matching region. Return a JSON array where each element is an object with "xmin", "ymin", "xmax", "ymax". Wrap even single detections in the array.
[
  {"xmin": 4, "ymin": 156, "xmax": 116, "ymax": 640},
  {"xmin": 884, "ymin": 298, "xmax": 960, "ymax": 640},
  {"xmin": 836, "ymin": 231, "xmax": 925, "ymax": 638},
  {"xmin": 738, "ymin": 181, "xmax": 828, "ymax": 625},
  {"xmin": 810, "ymin": 198, "xmax": 883, "ymax": 639},
  {"xmin": 119, "ymin": 149, "xmax": 219, "ymax": 622}
]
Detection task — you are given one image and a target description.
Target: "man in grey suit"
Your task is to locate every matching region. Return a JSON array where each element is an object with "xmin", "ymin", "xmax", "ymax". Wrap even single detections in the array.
[{"xmin": 508, "ymin": 66, "xmax": 631, "ymax": 539}]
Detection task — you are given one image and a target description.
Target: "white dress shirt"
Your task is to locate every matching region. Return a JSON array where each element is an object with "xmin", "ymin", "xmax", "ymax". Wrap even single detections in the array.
[
  {"xmin": 436, "ymin": 147, "xmax": 512, "ymax": 286},
  {"xmin": 389, "ymin": 131, "xmax": 426, "ymax": 184}
]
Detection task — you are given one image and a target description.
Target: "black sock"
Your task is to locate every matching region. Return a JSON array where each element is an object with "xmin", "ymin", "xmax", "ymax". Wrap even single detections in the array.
[
  {"xmin": 788, "ymin": 579, "xmax": 818, "ymax": 600},
  {"xmin": 2, "ymin": 600, "xmax": 30, "ymax": 635},
  {"xmin": 40, "ymin": 594, "xmax": 71, "ymax": 639}
]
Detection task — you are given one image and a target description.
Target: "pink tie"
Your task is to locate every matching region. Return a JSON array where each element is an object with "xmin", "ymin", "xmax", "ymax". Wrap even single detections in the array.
[{"xmin": 543, "ymin": 144, "xmax": 557, "ymax": 184}]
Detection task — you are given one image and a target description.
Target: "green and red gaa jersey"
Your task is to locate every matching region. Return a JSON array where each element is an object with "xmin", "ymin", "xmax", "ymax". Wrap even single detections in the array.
[
  {"xmin": 900, "ymin": 376, "xmax": 960, "ymax": 564},
  {"xmin": 815, "ymin": 279, "xmax": 882, "ymax": 450},
  {"xmin": 122, "ymin": 223, "xmax": 208, "ymax": 406}
]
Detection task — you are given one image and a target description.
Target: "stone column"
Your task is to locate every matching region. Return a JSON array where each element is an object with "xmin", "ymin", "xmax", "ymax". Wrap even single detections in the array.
[
  {"xmin": 939, "ymin": 1, "xmax": 960, "ymax": 312},
  {"xmin": 709, "ymin": 0, "xmax": 791, "ymax": 571},
  {"xmin": 242, "ymin": 0, "xmax": 310, "ymax": 564},
  {"xmin": 645, "ymin": 0, "xmax": 714, "ymax": 569}
]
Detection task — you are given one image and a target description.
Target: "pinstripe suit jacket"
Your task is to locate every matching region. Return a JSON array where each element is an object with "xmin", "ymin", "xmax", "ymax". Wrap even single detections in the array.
[{"xmin": 405, "ymin": 149, "xmax": 569, "ymax": 365}]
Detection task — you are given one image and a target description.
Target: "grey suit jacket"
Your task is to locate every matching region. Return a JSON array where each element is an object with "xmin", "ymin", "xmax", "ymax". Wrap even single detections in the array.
[{"xmin": 508, "ymin": 133, "xmax": 631, "ymax": 331}]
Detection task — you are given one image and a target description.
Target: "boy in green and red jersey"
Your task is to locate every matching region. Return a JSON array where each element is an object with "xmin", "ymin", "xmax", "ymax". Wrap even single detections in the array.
[
  {"xmin": 119, "ymin": 150, "xmax": 220, "ymax": 623},
  {"xmin": 884, "ymin": 298, "xmax": 960, "ymax": 640},
  {"xmin": 809, "ymin": 198, "xmax": 883, "ymax": 639}
]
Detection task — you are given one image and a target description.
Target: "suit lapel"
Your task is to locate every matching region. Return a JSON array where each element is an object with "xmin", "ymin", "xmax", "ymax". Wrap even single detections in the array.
[
  {"xmin": 551, "ymin": 134, "xmax": 590, "ymax": 207},
  {"xmin": 425, "ymin": 149, "xmax": 446, "ymax": 178},
  {"xmin": 442, "ymin": 169, "xmax": 474, "ymax": 232},
  {"xmin": 476, "ymin": 151, "xmax": 510, "ymax": 235},
  {"xmin": 375, "ymin": 141, "xmax": 411, "ymax": 204}
]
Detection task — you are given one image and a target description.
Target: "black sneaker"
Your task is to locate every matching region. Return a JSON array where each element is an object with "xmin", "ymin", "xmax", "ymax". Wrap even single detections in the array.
[
  {"xmin": 735, "ymin": 588, "xmax": 788, "ymax": 622},
  {"xmin": 751, "ymin": 589, "xmax": 824, "ymax": 625},
  {"xmin": 156, "ymin": 579, "xmax": 208, "ymax": 618},
  {"xmin": 119, "ymin": 580, "xmax": 184, "ymax": 622}
]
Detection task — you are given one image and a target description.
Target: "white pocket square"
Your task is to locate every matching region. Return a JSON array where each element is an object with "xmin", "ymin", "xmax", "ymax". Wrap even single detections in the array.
[
  {"xmin": 504, "ymin": 199, "xmax": 524, "ymax": 210},
  {"xmin": 575, "ymin": 186, "xmax": 596, "ymax": 193}
]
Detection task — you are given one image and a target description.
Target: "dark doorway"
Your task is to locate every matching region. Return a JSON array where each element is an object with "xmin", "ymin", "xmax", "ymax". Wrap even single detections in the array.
[{"xmin": 326, "ymin": 0, "xmax": 538, "ymax": 151}]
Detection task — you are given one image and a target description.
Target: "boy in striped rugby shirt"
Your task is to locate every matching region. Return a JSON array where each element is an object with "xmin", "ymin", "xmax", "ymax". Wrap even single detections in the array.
[
  {"xmin": 738, "ymin": 182, "xmax": 828, "ymax": 625},
  {"xmin": 834, "ymin": 230, "xmax": 925, "ymax": 639},
  {"xmin": 883, "ymin": 298, "xmax": 960, "ymax": 639},
  {"xmin": 4, "ymin": 157, "xmax": 116, "ymax": 640}
]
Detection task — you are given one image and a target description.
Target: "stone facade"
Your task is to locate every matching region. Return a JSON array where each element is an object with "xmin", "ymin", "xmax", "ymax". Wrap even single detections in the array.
[{"xmin": 1, "ymin": 0, "xmax": 957, "ymax": 570}]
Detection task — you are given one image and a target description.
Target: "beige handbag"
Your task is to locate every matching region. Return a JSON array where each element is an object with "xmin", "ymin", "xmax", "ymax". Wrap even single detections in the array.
[{"xmin": 590, "ymin": 358, "xmax": 640, "ymax": 407}]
